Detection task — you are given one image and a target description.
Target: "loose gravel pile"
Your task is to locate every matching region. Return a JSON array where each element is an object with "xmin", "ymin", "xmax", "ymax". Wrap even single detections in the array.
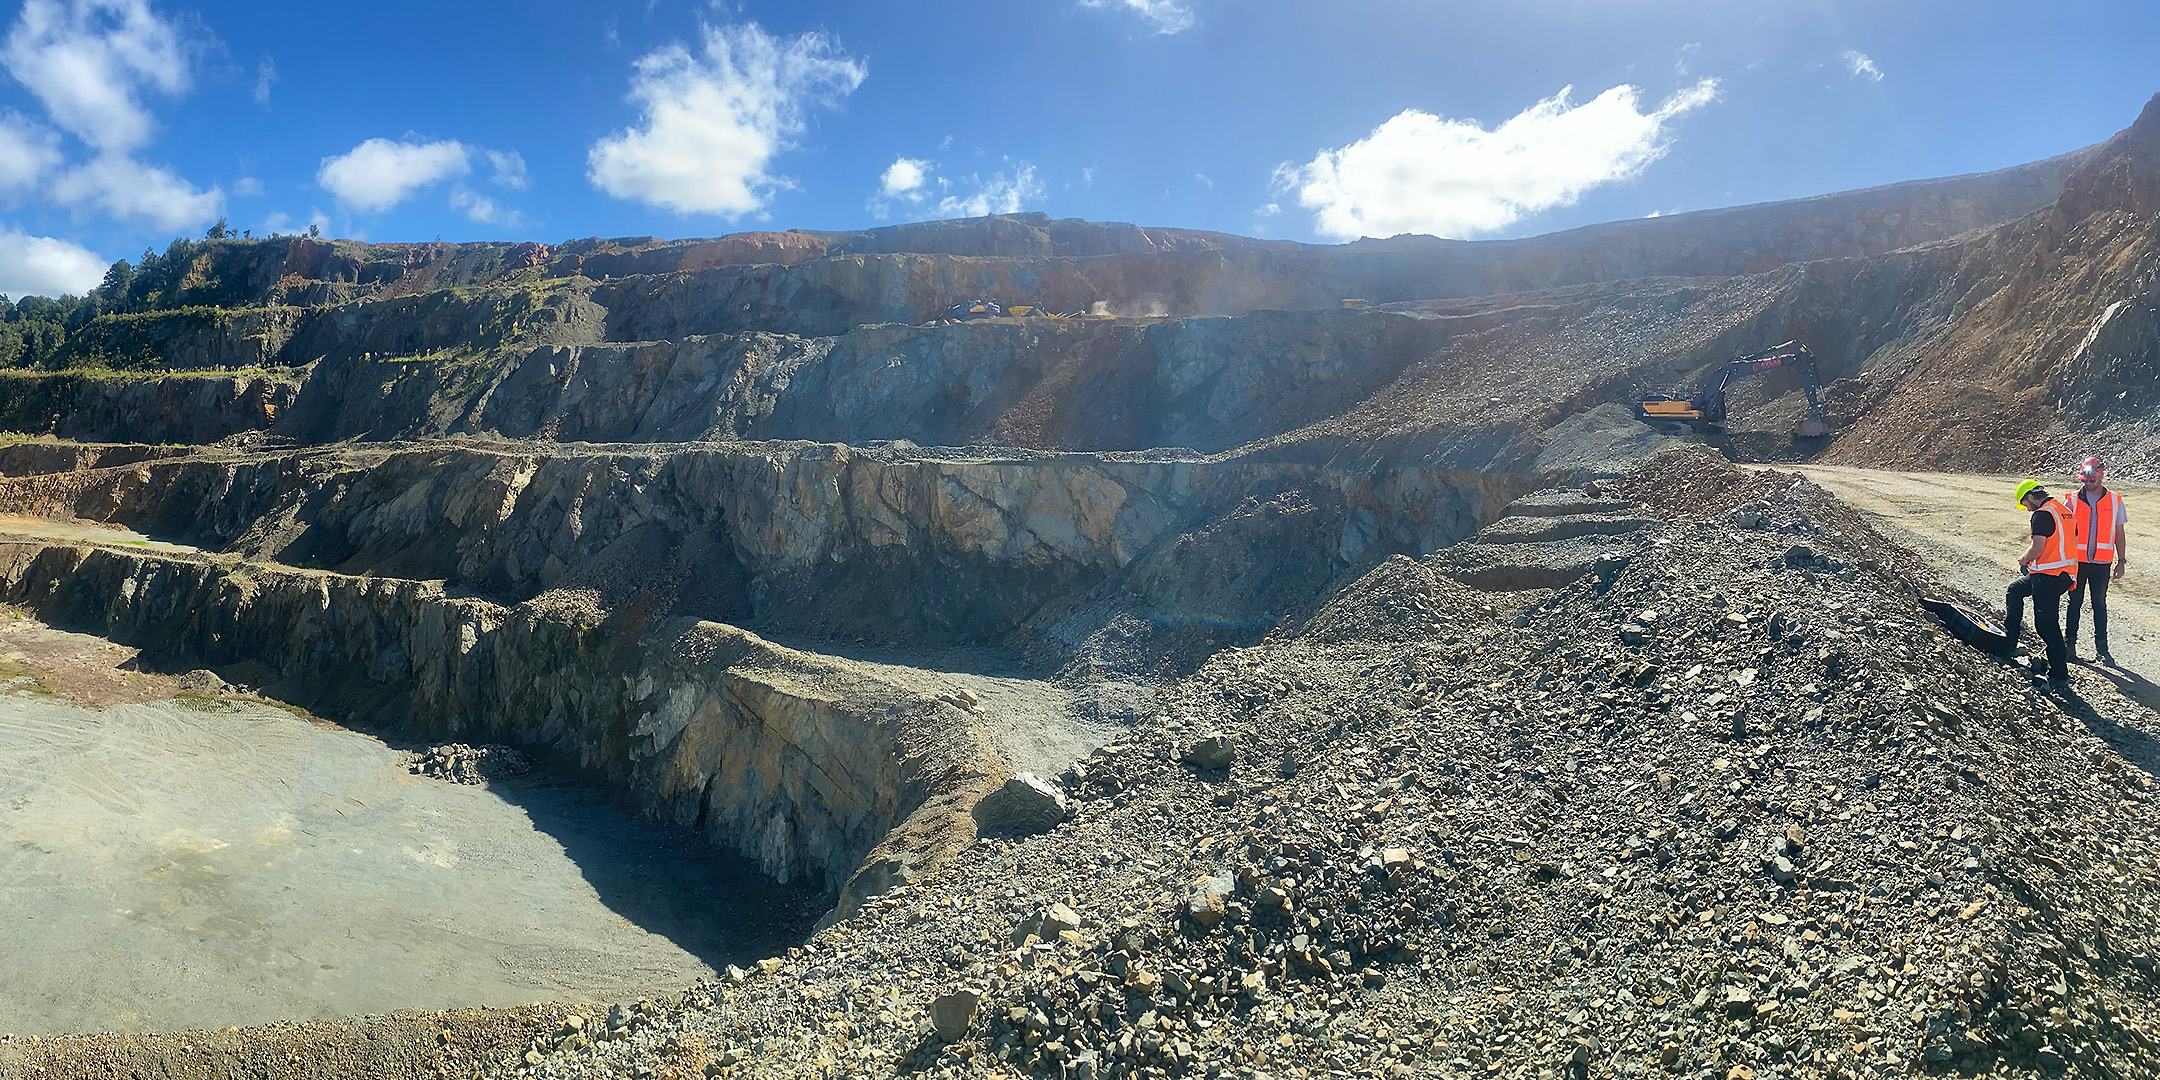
[{"xmin": 493, "ymin": 451, "xmax": 2160, "ymax": 1080}]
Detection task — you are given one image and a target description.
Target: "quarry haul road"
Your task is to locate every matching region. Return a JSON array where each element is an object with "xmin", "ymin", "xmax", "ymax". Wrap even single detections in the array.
[{"xmin": 1791, "ymin": 465, "xmax": 2158, "ymax": 689}]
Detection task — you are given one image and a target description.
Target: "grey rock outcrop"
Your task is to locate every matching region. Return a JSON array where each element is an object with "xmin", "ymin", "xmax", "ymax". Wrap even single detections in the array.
[{"xmin": 970, "ymin": 773, "xmax": 1070, "ymax": 837}]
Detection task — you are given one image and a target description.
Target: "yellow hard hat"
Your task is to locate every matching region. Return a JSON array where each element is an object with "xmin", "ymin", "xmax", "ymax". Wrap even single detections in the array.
[{"xmin": 2014, "ymin": 479, "xmax": 2043, "ymax": 508}]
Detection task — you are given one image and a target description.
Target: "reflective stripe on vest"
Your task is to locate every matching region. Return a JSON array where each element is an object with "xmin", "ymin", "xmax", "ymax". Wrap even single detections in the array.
[
  {"xmin": 2031, "ymin": 498, "xmax": 2080, "ymax": 575},
  {"xmin": 2076, "ymin": 489, "xmax": 2121, "ymax": 563}
]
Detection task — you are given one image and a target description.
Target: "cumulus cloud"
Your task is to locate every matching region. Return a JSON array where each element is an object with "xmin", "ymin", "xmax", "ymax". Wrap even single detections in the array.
[
  {"xmin": 1272, "ymin": 80, "xmax": 1721, "ymax": 240},
  {"xmin": 0, "ymin": 225, "xmax": 105, "ymax": 298},
  {"xmin": 2, "ymin": 0, "xmax": 193, "ymax": 152},
  {"xmin": 51, "ymin": 152, "xmax": 218, "ymax": 229},
  {"xmin": 881, "ymin": 156, "xmax": 929, "ymax": 198},
  {"xmin": 1, "ymin": 0, "xmax": 219, "ymax": 229},
  {"xmin": 0, "ymin": 114, "xmax": 62, "ymax": 195},
  {"xmin": 317, "ymin": 137, "xmax": 531, "ymax": 222},
  {"xmin": 1078, "ymin": 0, "xmax": 1196, "ymax": 35},
  {"xmin": 317, "ymin": 137, "xmax": 472, "ymax": 212},
  {"xmin": 589, "ymin": 21, "xmax": 866, "ymax": 217},
  {"xmin": 1843, "ymin": 50, "xmax": 1884, "ymax": 82},
  {"xmin": 253, "ymin": 56, "xmax": 275, "ymax": 105},
  {"xmin": 230, "ymin": 175, "xmax": 261, "ymax": 197}
]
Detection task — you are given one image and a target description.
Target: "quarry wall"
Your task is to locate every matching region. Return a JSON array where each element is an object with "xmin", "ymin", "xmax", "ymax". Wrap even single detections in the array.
[{"xmin": 0, "ymin": 540, "xmax": 992, "ymax": 907}]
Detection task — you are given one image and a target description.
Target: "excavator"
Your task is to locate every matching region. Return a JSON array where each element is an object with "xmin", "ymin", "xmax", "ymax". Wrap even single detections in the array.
[{"xmin": 1635, "ymin": 340, "xmax": 1831, "ymax": 438}]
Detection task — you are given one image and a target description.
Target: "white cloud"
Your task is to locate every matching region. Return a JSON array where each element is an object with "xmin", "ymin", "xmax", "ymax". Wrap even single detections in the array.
[
  {"xmin": 870, "ymin": 156, "xmax": 1043, "ymax": 221},
  {"xmin": 935, "ymin": 163, "xmax": 1042, "ymax": 218},
  {"xmin": 253, "ymin": 56, "xmax": 275, "ymax": 105},
  {"xmin": 1272, "ymin": 79, "xmax": 1721, "ymax": 240},
  {"xmin": 450, "ymin": 185, "xmax": 498, "ymax": 222},
  {"xmin": 1194, "ymin": 172, "xmax": 1213, "ymax": 188},
  {"xmin": 2, "ymin": 0, "xmax": 220, "ymax": 230},
  {"xmin": 51, "ymin": 151, "xmax": 218, "ymax": 228},
  {"xmin": 0, "ymin": 114, "xmax": 62, "ymax": 195},
  {"xmin": 588, "ymin": 21, "xmax": 866, "ymax": 217},
  {"xmin": 449, "ymin": 184, "xmax": 531, "ymax": 228},
  {"xmin": 318, "ymin": 137, "xmax": 471, "ymax": 212},
  {"xmin": 880, "ymin": 156, "xmax": 929, "ymax": 198},
  {"xmin": 1079, "ymin": 0, "xmax": 1196, "ymax": 35},
  {"xmin": 230, "ymin": 175, "xmax": 261, "ymax": 197},
  {"xmin": 1675, "ymin": 42, "xmax": 1700, "ymax": 77},
  {"xmin": 485, "ymin": 149, "xmax": 527, "ymax": 190},
  {"xmin": 2, "ymin": 0, "xmax": 193, "ymax": 152},
  {"xmin": 1843, "ymin": 50, "xmax": 1884, "ymax": 82},
  {"xmin": 0, "ymin": 225, "xmax": 105, "ymax": 298}
]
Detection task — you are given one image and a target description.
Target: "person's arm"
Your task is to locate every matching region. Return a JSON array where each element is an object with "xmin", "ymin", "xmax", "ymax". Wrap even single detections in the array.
[
  {"xmin": 2116, "ymin": 499, "xmax": 2129, "ymax": 579},
  {"xmin": 2020, "ymin": 533, "xmax": 2044, "ymax": 571}
]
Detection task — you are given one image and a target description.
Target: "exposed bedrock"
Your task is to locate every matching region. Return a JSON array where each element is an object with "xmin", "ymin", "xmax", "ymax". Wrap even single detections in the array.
[
  {"xmin": 56, "ymin": 306, "xmax": 306, "ymax": 371},
  {"xmin": 0, "ymin": 442, "xmax": 1528, "ymax": 648},
  {"xmin": 0, "ymin": 371, "xmax": 300, "ymax": 444},
  {"xmin": 0, "ymin": 541, "xmax": 993, "ymax": 907},
  {"xmin": 281, "ymin": 307, "xmax": 1453, "ymax": 451}
]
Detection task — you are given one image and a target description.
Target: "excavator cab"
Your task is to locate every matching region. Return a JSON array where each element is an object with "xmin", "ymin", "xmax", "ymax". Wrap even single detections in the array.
[{"xmin": 1636, "ymin": 340, "xmax": 1831, "ymax": 438}]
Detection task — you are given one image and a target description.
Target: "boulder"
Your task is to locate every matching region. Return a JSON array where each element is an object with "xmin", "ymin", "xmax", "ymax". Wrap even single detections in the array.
[
  {"xmin": 930, "ymin": 987, "xmax": 983, "ymax": 1041},
  {"xmin": 1181, "ymin": 734, "xmax": 1236, "ymax": 771},
  {"xmin": 972, "ymin": 772, "xmax": 1071, "ymax": 837}
]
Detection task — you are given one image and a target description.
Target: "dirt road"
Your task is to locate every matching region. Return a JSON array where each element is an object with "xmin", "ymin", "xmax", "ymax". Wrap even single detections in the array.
[{"xmin": 1793, "ymin": 465, "xmax": 2156, "ymax": 683}]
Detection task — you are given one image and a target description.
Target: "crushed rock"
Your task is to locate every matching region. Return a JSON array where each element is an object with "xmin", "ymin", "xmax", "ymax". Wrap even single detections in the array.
[{"xmin": 435, "ymin": 453, "xmax": 2160, "ymax": 1078}]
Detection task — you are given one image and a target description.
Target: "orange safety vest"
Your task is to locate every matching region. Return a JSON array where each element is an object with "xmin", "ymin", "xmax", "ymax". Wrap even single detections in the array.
[
  {"xmin": 2031, "ymin": 498, "xmax": 2080, "ymax": 578},
  {"xmin": 2073, "ymin": 488, "xmax": 2122, "ymax": 564}
]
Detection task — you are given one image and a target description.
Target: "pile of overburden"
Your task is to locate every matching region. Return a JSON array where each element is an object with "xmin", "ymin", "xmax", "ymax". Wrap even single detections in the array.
[{"xmin": 338, "ymin": 453, "xmax": 2160, "ymax": 1078}]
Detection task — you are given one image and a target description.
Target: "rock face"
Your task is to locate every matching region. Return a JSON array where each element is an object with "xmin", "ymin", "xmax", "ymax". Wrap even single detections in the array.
[
  {"xmin": 0, "ymin": 442, "xmax": 1523, "ymax": 647},
  {"xmin": 59, "ymin": 306, "xmax": 305, "ymax": 371},
  {"xmin": 2060, "ymin": 298, "xmax": 2160, "ymax": 422},
  {"xmin": 0, "ymin": 539, "xmax": 992, "ymax": 904},
  {"xmin": 1821, "ymin": 92, "xmax": 2160, "ymax": 473},
  {"xmin": 0, "ymin": 99, "xmax": 2154, "ymax": 1011},
  {"xmin": 0, "ymin": 372, "xmax": 298, "ymax": 444}
]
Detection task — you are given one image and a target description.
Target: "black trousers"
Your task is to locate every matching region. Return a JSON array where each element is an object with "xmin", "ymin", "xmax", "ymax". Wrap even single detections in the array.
[
  {"xmin": 2065, "ymin": 561, "xmax": 2112, "ymax": 655},
  {"xmin": 2005, "ymin": 572, "xmax": 2074, "ymax": 679}
]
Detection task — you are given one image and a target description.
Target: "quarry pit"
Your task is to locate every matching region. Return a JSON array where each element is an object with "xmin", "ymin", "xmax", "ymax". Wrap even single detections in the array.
[{"xmin": 3, "ymin": 95, "xmax": 2160, "ymax": 1080}]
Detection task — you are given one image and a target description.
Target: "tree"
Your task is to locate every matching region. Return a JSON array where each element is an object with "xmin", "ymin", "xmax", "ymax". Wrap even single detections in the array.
[
  {"xmin": 307, "ymin": 222, "xmax": 320, "ymax": 239},
  {"xmin": 206, "ymin": 218, "xmax": 230, "ymax": 240},
  {"xmin": 98, "ymin": 260, "xmax": 134, "ymax": 306}
]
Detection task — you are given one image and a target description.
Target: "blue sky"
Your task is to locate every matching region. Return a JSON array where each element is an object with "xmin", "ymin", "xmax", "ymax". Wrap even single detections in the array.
[{"xmin": 1, "ymin": 0, "xmax": 2156, "ymax": 298}]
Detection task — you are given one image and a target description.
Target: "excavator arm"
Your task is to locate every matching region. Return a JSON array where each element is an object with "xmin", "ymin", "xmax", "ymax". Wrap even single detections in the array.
[{"xmin": 1636, "ymin": 340, "xmax": 1830, "ymax": 437}]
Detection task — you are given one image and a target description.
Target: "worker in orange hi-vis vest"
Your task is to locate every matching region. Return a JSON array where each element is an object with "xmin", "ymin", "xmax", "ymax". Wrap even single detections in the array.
[
  {"xmin": 2065, "ymin": 456, "xmax": 2128, "ymax": 667},
  {"xmin": 2004, "ymin": 479, "xmax": 2081, "ymax": 692}
]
